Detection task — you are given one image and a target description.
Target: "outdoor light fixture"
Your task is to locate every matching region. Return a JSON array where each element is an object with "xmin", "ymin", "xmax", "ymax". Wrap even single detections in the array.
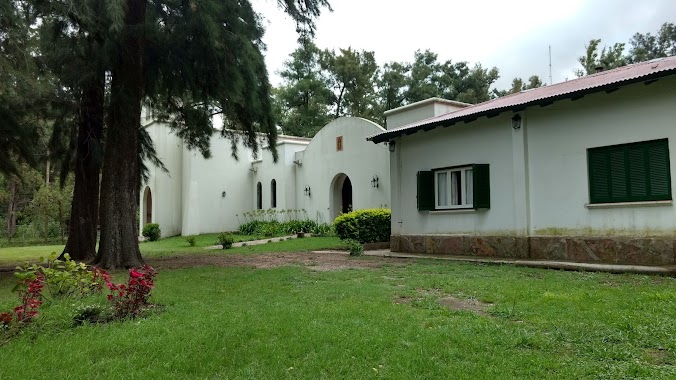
[
  {"xmin": 511, "ymin": 114, "xmax": 522, "ymax": 130},
  {"xmin": 304, "ymin": 185, "xmax": 311, "ymax": 197},
  {"xmin": 371, "ymin": 175, "xmax": 379, "ymax": 188},
  {"xmin": 221, "ymin": 191, "xmax": 226, "ymax": 198},
  {"xmin": 388, "ymin": 141, "xmax": 396, "ymax": 152}
]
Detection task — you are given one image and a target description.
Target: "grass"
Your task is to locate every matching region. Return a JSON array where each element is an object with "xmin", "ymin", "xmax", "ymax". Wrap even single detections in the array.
[
  {"xmin": 0, "ymin": 244, "xmax": 65, "ymax": 266},
  {"xmin": 0, "ymin": 259, "xmax": 674, "ymax": 379},
  {"xmin": 0, "ymin": 234, "xmax": 344, "ymax": 266}
]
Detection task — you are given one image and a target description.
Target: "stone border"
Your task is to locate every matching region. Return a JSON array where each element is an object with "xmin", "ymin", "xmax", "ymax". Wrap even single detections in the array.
[
  {"xmin": 362, "ymin": 242, "xmax": 390, "ymax": 251},
  {"xmin": 390, "ymin": 235, "xmax": 676, "ymax": 266}
]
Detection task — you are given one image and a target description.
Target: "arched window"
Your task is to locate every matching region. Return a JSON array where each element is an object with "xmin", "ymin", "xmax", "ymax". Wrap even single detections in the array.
[
  {"xmin": 271, "ymin": 179, "xmax": 277, "ymax": 208},
  {"xmin": 256, "ymin": 182, "xmax": 262, "ymax": 209}
]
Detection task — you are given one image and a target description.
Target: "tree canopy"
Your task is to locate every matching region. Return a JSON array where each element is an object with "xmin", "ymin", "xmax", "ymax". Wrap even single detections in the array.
[{"xmin": 576, "ymin": 22, "xmax": 676, "ymax": 76}]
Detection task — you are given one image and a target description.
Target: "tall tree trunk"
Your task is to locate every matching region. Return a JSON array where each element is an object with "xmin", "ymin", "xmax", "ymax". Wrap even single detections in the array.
[
  {"xmin": 93, "ymin": 0, "xmax": 146, "ymax": 269},
  {"xmin": 334, "ymin": 85, "xmax": 345, "ymax": 118},
  {"xmin": 6, "ymin": 180, "xmax": 17, "ymax": 240},
  {"xmin": 61, "ymin": 72, "xmax": 105, "ymax": 261}
]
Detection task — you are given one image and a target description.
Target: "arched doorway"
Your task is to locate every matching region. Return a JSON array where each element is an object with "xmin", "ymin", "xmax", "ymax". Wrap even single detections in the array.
[
  {"xmin": 330, "ymin": 173, "xmax": 353, "ymax": 220},
  {"xmin": 341, "ymin": 177, "xmax": 352, "ymax": 214},
  {"xmin": 143, "ymin": 187, "xmax": 152, "ymax": 225}
]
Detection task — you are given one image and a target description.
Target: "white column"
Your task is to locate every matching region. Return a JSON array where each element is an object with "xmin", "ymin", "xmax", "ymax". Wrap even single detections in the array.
[{"xmin": 511, "ymin": 113, "xmax": 531, "ymax": 236}]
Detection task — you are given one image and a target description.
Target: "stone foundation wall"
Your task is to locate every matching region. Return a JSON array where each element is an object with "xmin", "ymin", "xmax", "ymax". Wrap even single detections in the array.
[{"xmin": 390, "ymin": 235, "xmax": 676, "ymax": 266}]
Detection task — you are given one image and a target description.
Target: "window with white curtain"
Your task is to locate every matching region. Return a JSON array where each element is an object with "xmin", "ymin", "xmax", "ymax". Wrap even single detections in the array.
[{"xmin": 434, "ymin": 166, "xmax": 474, "ymax": 209}]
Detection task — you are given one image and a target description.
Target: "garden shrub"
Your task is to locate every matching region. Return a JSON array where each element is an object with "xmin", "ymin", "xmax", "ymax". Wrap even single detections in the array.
[
  {"xmin": 1, "ymin": 274, "xmax": 44, "ymax": 331},
  {"xmin": 95, "ymin": 266, "xmax": 158, "ymax": 319},
  {"xmin": 217, "ymin": 233, "xmax": 234, "ymax": 249},
  {"xmin": 14, "ymin": 253, "xmax": 104, "ymax": 299},
  {"xmin": 237, "ymin": 209, "xmax": 331, "ymax": 237},
  {"xmin": 344, "ymin": 239, "xmax": 364, "ymax": 256},
  {"xmin": 186, "ymin": 236, "xmax": 196, "ymax": 247},
  {"xmin": 333, "ymin": 208, "xmax": 391, "ymax": 244},
  {"xmin": 142, "ymin": 223, "xmax": 161, "ymax": 241}
]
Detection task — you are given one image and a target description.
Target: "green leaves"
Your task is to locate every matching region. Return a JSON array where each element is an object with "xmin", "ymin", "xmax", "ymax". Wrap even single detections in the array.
[{"xmin": 333, "ymin": 208, "xmax": 391, "ymax": 244}]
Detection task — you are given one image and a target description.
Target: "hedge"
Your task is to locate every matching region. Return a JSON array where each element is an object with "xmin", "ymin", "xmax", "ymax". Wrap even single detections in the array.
[{"xmin": 333, "ymin": 208, "xmax": 391, "ymax": 244}]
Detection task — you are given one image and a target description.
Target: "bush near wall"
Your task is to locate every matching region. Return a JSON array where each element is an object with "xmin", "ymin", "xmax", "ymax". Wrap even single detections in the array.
[
  {"xmin": 142, "ymin": 223, "xmax": 161, "ymax": 242},
  {"xmin": 333, "ymin": 209, "xmax": 391, "ymax": 244}
]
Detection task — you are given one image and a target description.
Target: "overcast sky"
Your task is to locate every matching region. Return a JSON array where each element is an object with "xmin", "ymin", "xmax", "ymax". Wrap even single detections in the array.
[{"xmin": 253, "ymin": 0, "xmax": 675, "ymax": 90}]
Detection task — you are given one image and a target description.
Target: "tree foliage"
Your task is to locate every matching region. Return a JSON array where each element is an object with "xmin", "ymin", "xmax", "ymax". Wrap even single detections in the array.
[
  {"xmin": 273, "ymin": 39, "xmax": 333, "ymax": 137},
  {"xmin": 323, "ymin": 47, "xmax": 379, "ymax": 119},
  {"xmin": 576, "ymin": 22, "xmax": 676, "ymax": 76}
]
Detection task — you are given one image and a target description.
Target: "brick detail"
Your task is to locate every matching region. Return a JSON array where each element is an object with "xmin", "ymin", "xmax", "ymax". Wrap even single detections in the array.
[{"xmin": 394, "ymin": 235, "xmax": 676, "ymax": 265}]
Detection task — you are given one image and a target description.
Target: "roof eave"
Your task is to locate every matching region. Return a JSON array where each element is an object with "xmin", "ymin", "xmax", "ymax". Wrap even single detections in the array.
[{"xmin": 368, "ymin": 70, "xmax": 676, "ymax": 144}]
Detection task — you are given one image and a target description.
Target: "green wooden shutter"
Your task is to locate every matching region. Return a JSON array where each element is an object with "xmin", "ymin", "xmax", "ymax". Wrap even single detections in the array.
[
  {"xmin": 646, "ymin": 139, "xmax": 671, "ymax": 200},
  {"xmin": 588, "ymin": 148, "xmax": 610, "ymax": 203},
  {"xmin": 588, "ymin": 139, "xmax": 671, "ymax": 203},
  {"xmin": 628, "ymin": 146, "xmax": 648, "ymax": 198},
  {"xmin": 417, "ymin": 171, "xmax": 434, "ymax": 211},
  {"xmin": 472, "ymin": 164, "xmax": 490, "ymax": 209},
  {"xmin": 608, "ymin": 148, "xmax": 628, "ymax": 201}
]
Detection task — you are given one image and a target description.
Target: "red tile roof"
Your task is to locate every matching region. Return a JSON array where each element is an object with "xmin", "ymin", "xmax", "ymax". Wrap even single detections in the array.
[{"xmin": 368, "ymin": 56, "xmax": 676, "ymax": 144}]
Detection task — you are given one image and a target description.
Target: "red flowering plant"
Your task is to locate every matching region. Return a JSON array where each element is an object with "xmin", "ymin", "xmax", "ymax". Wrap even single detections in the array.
[
  {"xmin": 101, "ymin": 265, "xmax": 158, "ymax": 319},
  {"xmin": 1, "ymin": 274, "xmax": 45, "ymax": 330}
]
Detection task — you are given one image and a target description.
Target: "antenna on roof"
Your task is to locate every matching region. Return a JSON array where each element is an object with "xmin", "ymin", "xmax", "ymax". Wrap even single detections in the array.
[{"xmin": 548, "ymin": 45, "xmax": 553, "ymax": 85}]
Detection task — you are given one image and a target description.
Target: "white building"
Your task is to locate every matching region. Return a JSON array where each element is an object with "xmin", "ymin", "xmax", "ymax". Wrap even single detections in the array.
[
  {"xmin": 140, "ymin": 116, "xmax": 391, "ymax": 237},
  {"xmin": 368, "ymin": 56, "xmax": 676, "ymax": 266}
]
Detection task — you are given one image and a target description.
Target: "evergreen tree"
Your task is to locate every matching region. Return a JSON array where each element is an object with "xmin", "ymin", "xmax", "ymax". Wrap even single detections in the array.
[
  {"xmin": 93, "ymin": 0, "xmax": 330, "ymax": 268},
  {"xmin": 323, "ymin": 47, "xmax": 379, "ymax": 119},
  {"xmin": 274, "ymin": 39, "xmax": 333, "ymax": 137},
  {"xmin": 575, "ymin": 39, "xmax": 627, "ymax": 77},
  {"xmin": 494, "ymin": 75, "xmax": 546, "ymax": 97},
  {"xmin": 629, "ymin": 22, "xmax": 676, "ymax": 62},
  {"xmin": 376, "ymin": 61, "xmax": 410, "ymax": 118},
  {"xmin": 33, "ymin": 0, "xmax": 114, "ymax": 261},
  {"xmin": 0, "ymin": 0, "xmax": 42, "ymax": 176}
]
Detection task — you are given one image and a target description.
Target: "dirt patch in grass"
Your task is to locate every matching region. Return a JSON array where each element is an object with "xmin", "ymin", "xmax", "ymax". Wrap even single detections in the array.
[
  {"xmin": 148, "ymin": 251, "xmax": 409, "ymax": 271},
  {"xmin": 644, "ymin": 348, "xmax": 672, "ymax": 365},
  {"xmin": 396, "ymin": 288, "xmax": 493, "ymax": 316},
  {"xmin": 437, "ymin": 296, "xmax": 492, "ymax": 316}
]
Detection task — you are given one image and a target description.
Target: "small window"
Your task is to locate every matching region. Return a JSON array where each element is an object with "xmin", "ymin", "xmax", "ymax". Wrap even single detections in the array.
[
  {"xmin": 588, "ymin": 139, "xmax": 671, "ymax": 204},
  {"xmin": 434, "ymin": 167, "xmax": 474, "ymax": 209},
  {"xmin": 271, "ymin": 179, "xmax": 277, "ymax": 208},
  {"xmin": 417, "ymin": 164, "xmax": 490, "ymax": 211},
  {"xmin": 336, "ymin": 136, "xmax": 343, "ymax": 151},
  {"xmin": 256, "ymin": 182, "xmax": 262, "ymax": 209}
]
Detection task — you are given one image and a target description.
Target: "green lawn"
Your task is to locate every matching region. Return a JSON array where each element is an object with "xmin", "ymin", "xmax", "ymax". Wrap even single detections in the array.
[
  {"xmin": 0, "ymin": 258, "xmax": 674, "ymax": 379},
  {"xmin": 0, "ymin": 233, "xmax": 342, "ymax": 266}
]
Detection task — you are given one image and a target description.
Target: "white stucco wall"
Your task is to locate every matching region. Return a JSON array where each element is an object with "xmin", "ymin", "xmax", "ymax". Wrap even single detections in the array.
[
  {"xmin": 385, "ymin": 98, "xmax": 469, "ymax": 129},
  {"xmin": 526, "ymin": 76, "xmax": 676, "ymax": 236},
  {"xmin": 391, "ymin": 76, "xmax": 676, "ymax": 238},
  {"xmin": 251, "ymin": 140, "xmax": 309, "ymax": 211},
  {"xmin": 391, "ymin": 117, "xmax": 517, "ymax": 236},
  {"xmin": 181, "ymin": 134, "xmax": 256, "ymax": 235},
  {"xmin": 139, "ymin": 123, "xmax": 183, "ymax": 237},
  {"xmin": 143, "ymin": 118, "xmax": 392, "ymax": 236},
  {"xmin": 295, "ymin": 117, "xmax": 391, "ymax": 223}
]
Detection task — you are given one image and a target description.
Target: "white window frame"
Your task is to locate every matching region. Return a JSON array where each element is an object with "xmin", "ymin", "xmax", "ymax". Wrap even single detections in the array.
[{"xmin": 434, "ymin": 166, "xmax": 473, "ymax": 210}]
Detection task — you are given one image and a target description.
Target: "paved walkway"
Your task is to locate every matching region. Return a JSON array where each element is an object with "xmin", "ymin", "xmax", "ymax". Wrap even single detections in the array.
[
  {"xmin": 204, "ymin": 234, "xmax": 309, "ymax": 250},
  {"xmin": 313, "ymin": 249, "xmax": 676, "ymax": 275}
]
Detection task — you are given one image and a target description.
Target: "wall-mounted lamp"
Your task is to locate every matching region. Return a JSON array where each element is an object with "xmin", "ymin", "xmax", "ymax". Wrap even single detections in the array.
[
  {"xmin": 221, "ymin": 191, "xmax": 226, "ymax": 198},
  {"xmin": 371, "ymin": 175, "xmax": 379, "ymax": 188},
  {"xmin": 388, "ymin": 141, "xmax": 396, "ymax": 152},
  {"xmin": 511, "ymin": 114, "xmax": 522, "ymax": 130},
  {"xmin": 304, "ymin": 185, "xmax": 311, "ymax": 197}
]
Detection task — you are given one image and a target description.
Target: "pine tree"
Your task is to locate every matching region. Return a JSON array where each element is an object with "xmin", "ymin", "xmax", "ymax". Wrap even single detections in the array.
[
  {"xmin": 274, "ymin": 39, "xmax": 333, "ymax": 137},
  {"xmin": 93, "ymin": 0, "xmax": 330, "ymax": 268}
]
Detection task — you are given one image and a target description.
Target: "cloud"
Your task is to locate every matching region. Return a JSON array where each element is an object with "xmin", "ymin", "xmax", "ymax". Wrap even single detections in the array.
[{"xmin": 255, "ymin": 0, "xmax": 676, "ymax": 90}]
